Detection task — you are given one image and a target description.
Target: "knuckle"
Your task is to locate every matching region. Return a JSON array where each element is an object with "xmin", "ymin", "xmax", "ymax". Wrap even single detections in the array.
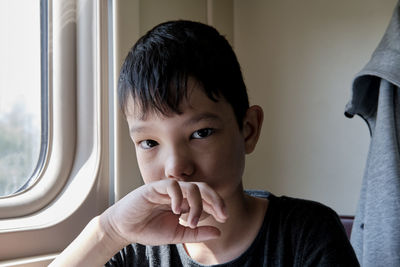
[
  {"xmin": 194, "ymin": 182, "xmax": 207, "ymax": 188},
  {"xmin": 187, "ymin": 183, "xmax": 200, "ymax": 194},
  {"xmin": 167, "ymin": 179, "xmax": 178, "ymax": 186},
  {"xmin": 166, "ymin": 179, "xmax": 180, "ymax": 190}
]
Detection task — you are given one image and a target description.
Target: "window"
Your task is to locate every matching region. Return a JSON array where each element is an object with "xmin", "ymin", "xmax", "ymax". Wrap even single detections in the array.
[
  {"xmin": 0, "ymin": 0, "xmax": 47, "ymax": 197},
  {"xmin": 0, "ymin": 0, "xmax": 110, "ymax": 261}
]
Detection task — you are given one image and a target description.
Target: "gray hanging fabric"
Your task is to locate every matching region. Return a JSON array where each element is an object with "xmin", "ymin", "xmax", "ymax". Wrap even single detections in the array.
[{"xmin": 344, "ymin": 1, "xmax": 400, "ymax": 266}]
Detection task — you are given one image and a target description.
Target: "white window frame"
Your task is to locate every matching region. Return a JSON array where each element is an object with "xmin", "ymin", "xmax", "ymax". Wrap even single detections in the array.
[
  {"xmin": 0, "ymin": 0, "xmax": 76, "ymax": 218},
  {"xmin": 0, "ymin": 0, "xmax": 110, "ymax": 261}
]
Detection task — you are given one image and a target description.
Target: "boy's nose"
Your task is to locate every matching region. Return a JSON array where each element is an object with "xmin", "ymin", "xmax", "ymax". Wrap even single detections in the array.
[{"xmin": 164, "ymin": 147, "xmax": 195, "ymax": 180}]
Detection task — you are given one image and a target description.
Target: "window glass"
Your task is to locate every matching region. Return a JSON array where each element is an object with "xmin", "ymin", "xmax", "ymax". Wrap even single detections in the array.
[{"xmin": 0, "ymin": 0, "xmax": 45, "ymax": 197}]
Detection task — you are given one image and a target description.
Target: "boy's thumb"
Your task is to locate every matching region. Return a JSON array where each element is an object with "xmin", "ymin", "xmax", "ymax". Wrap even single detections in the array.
[{"xmin": 175, "ymin": 225, "xmax": 221, "ymax": 243}]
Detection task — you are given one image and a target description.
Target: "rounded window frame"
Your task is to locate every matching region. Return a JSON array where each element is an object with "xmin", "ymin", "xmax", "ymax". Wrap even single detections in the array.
[{"xmin": 0, "ymin": 0, "xmax": 76, "ymax": 218}]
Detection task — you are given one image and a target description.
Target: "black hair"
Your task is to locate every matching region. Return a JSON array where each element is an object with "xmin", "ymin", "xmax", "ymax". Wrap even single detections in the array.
[{"xmin": 118, "ymin": 20, "xmax": 249, "ymax": 128}]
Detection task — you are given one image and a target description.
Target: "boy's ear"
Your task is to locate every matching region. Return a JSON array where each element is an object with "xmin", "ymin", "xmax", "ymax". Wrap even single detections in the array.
[{"xmin": 242, "ymin": 105, "xmax": 264, "ymax": 154}]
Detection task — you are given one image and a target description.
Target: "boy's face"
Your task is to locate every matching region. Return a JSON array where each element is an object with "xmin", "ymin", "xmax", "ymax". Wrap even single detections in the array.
[{"xmin": 125, "ymin": 80, "xmax": 247, "ymax": 199}]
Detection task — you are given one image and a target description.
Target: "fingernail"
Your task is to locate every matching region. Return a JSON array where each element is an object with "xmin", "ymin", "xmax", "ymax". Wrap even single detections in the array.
[
  {"xmin": 175, "ymin": 206, "xmax": 181, "ymax": 215},
  {"xmin": 222, "ymin": 205, "xmax": 228, "ymax": 217},
  {"xmin": 191, "ymin": 216, "xmax": 199, "ymax": 228}
]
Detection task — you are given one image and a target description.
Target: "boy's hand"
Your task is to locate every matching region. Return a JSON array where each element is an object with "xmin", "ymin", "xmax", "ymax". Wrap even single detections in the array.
[{"xmin": 100, "ymin": 180, "xmax": 228, "ymax": 249}]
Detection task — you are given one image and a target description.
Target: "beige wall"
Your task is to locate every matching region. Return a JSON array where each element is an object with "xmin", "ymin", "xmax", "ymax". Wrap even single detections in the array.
[
  {"xmin": 235, "ymin": 0, "xmax": 398, "ymax": 215},
  {"xmin": 114, "ymin": 0, "xmax": 398, "ymax": 215}
]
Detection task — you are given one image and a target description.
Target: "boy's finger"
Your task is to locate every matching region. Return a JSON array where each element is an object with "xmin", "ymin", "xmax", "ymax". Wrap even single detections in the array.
[
  {"xmin": 148, "ymin": 180, "xmax": 227, "ymax": 223},
  {"xmin": 146, "ymin": 180, "xmax": 183, "ymax": 213},
  {"xmin": 165, "ymin": 180, "xmax": 183, "ymax": 214},
  {"xmin": 176, "ymin": 181, "xmax": 227, "ymax": 224},
  {"xmin": 181, "ymin": 183, "xmax": 203, "ymax": 228},
  {"xmin": 201, "ymin": 201, "xmax": 226, "ymax": 223},
  {"xmin": 192, "ymin": 182, "xmax": 228, "ymax": 221}
]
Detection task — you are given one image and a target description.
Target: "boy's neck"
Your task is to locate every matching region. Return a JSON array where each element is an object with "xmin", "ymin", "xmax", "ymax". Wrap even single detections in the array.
[{"xmin": 183, "ymin": 186, "xmax": 268, "ymax": 265}]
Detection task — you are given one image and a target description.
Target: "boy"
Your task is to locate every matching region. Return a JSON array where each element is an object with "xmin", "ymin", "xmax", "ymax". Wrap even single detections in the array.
[{"xmin": 51, "ymin": 20, "xmax": 359, "ymax": 266}]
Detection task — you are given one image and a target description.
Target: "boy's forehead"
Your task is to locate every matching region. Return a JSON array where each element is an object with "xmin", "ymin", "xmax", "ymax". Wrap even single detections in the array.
[
  {"xmin": 124, "ymin": 78, "xmax": 226, "ymax": 121},
  {"xmin": 124, "ymin": 95, "xmax": 165, "ymax": 121},
  {"xmin": 124, "ymin": 88, "xmax": 232, "ymax": 127},
  {"xmin": 124, "ymin": 92, "xmax": 185, "ymax": 121}
]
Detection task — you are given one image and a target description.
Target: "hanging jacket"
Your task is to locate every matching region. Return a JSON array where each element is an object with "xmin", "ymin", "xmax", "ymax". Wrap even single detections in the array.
[{"xmin": 345, "ymin": 1, "xmax": 400, "ymax": 266}]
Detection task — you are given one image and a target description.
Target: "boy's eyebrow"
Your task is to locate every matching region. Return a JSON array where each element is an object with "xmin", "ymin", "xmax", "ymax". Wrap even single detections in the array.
[
  {"xmin": 182, "ymin": 112, "xmax": 222, "ymax": 127},
  {"xmin": 130, "ymin": 125, "xmax": 148, "ymax": 134},
  {"xmin": 130, "ymin": 112, "xmax": 221, "ymax": 134}
]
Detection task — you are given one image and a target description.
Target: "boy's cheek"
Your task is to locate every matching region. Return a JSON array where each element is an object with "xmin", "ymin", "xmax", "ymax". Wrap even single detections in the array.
[{"xmin": 137, "ymin": 161, "xmax": 162, "ymax": 184}]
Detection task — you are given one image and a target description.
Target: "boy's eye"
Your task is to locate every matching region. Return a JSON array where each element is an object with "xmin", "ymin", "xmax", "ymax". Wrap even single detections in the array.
[
  {"xmin": 191, "ymin": 128, "xmax": 215, "ymax": 139},
  {"xmin": 138, "ymin": 140, "xmax": 158, "ymax": 149}
]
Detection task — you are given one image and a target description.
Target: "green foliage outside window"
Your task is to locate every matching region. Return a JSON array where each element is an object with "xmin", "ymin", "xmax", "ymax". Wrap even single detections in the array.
[{"xmin": 0, "ymin": 105, "xmax": 40, "ymax": 196}]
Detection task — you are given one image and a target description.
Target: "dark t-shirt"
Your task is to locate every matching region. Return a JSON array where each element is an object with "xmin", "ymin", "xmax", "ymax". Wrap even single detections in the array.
[{"xmin": 106, "ymin": 191, "xmax": 359, "ymax": 267}]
